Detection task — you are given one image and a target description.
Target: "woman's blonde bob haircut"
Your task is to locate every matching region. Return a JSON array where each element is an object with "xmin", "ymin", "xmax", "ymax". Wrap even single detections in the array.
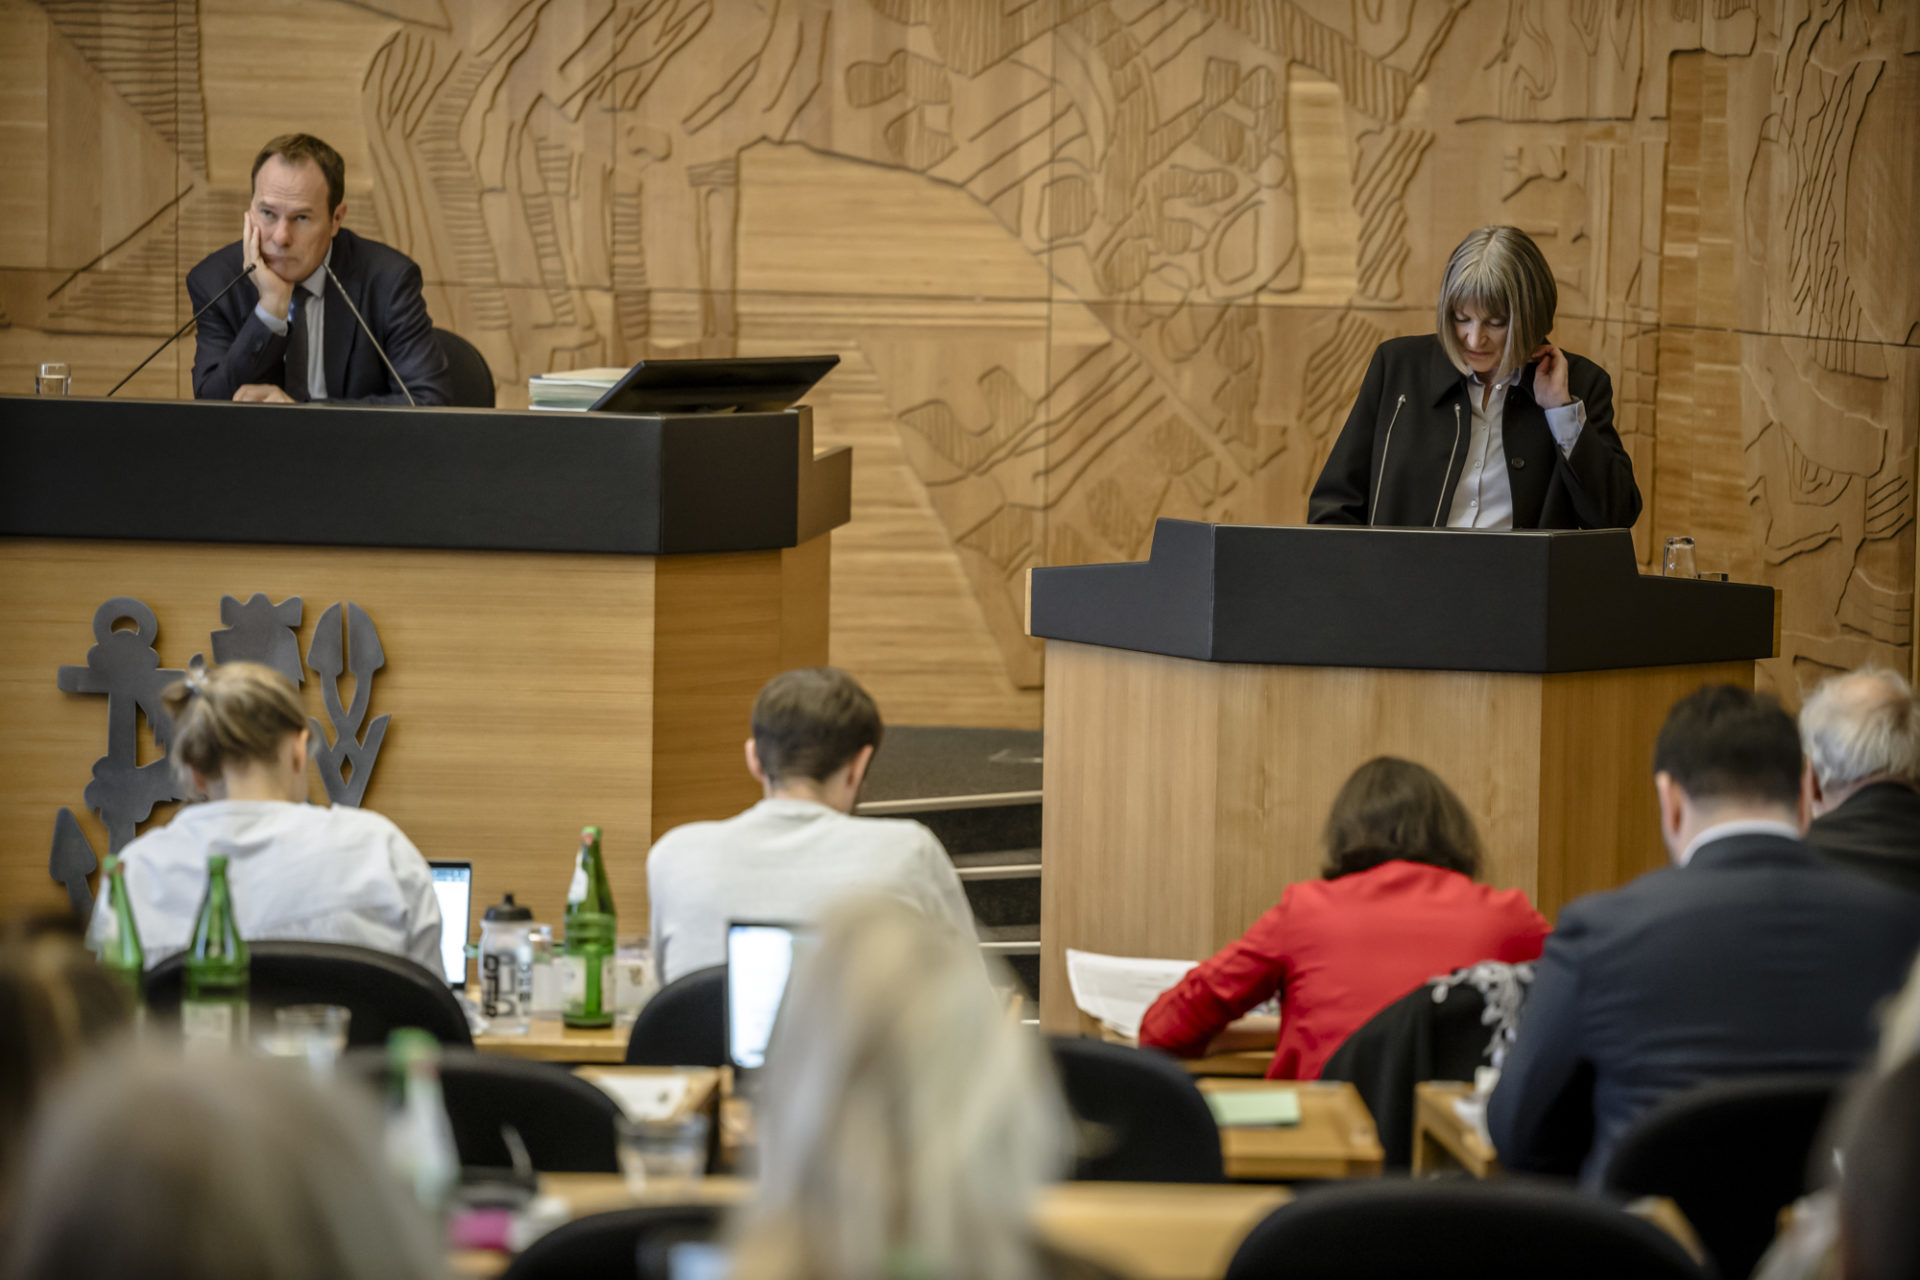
[
  {"xmin": 727, "ymin": 897, "xmax": 1071, "ymax": 1280},
  {"xmin": 1435, "ymin": 226, "xmax": 1558, "ymax": 383}
]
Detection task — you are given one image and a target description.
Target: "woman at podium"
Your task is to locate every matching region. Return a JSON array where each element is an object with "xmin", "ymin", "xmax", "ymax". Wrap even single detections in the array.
[{"xmin": 1308, "ymin": 226, "xmax": 1641, "ymax": 530}]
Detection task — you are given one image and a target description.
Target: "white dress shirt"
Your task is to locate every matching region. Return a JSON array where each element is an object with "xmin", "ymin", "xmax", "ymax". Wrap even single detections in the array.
[
  {"xmin": 90, "ymin": 798, "xmax": 443, "ymax": 974},
  {"xmin": 1446, "ymin": 370, "xmax": 1587, "ymax": 529},
  {"xmin": 252, "ymin": 246, "xmax": 331, "ymax": 401},
  {"xmin": 646, "ymin": 797, "xmax": 978, "ymax": 983}
]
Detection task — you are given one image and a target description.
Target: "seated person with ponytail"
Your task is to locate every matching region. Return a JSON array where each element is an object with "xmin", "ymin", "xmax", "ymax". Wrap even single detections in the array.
[{"xmin": 87, "ymin": 661, "xmax": 441, "ymax": 974}]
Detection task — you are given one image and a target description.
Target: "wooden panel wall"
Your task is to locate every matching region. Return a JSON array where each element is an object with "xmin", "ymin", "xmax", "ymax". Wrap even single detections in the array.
[{"xmin": 2, "ymin": 0, "xmax": 1914, "ymax": 733}]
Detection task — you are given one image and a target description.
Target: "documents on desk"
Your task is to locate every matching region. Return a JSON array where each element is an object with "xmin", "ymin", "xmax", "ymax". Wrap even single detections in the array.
[
  {"xmin": 1065, "ymin": 949, "xmax": 1196, "ymax": 1039},
  {"xmin": 588, "ymin": 1072, "xmax": 690, "ymax": 1121}
]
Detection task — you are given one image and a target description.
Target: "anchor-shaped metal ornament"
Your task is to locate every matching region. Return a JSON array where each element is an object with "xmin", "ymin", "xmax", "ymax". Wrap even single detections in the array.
[{"xmin": 306, "ymin": 602, "xmax": 389, "ymax": 807}]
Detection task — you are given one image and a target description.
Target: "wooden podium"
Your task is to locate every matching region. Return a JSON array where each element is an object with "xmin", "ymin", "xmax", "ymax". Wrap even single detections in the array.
[
  {"xmin": 0, "ymin": 394, "xmax": 849, "ymax": 932},
  {"xmin": 1027, "ymin": 520, "xmax": 1779, "ymax": 1032}
]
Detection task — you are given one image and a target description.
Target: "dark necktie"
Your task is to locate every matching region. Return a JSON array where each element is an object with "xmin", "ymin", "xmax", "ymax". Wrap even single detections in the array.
[{"xmin": 284, "ymin": 291, "xmax": 309, "ymax": 402}]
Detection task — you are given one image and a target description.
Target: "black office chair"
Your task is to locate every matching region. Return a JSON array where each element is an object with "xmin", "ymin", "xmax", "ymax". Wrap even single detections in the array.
[
  {"xmin": 1322, "ymin": 961, "xmax": 1535, "ymax": 1168},
  {"xmin": 501, "ymin": 1205, "xmax": 724, "ymax": 1280},
  {"xmin": 1601, "ymin": 1073, "xmax": 1845, "ymax": 1280},
  {"xmin": 344, "ymin": 1048, "xmax": 623, "ymax": 1172},
  {"xmin": 145, "ymin": 940, "xmax": 472, "ymax": 1048},
  {"xmin": 432, "ymin": 327, "xmax": 496, "ymax": 408},
  {"xmin": 1223, "ymin": 1178, "xmax": 1711, "ymax": 1280},
  {"xmin": 625, "ymin": 965, "xmax": 728, "ymax": 1067},
  {"xmin": 1048, "ymin": 1036, "xmax": 1224, "ymax": 1183}
]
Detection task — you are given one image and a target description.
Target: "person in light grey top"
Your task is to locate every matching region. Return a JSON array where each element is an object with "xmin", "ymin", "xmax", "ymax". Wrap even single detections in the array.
[
  {"xmin": 88, "ymin": 661, "xmax": 441, "ymax": 974},
  {"xmin": 647, "ymin": 667, "xmax": 977, "ymax": 984}
]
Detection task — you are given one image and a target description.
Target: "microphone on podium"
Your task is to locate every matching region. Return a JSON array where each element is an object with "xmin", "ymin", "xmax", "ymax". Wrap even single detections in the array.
[
  {"xmin": 106, "ymin": 263, "xmax": 256, "ymax": 397},
  {"xmin": 324, "ymin": 260, "xmax": 416, "ymax": 407}
]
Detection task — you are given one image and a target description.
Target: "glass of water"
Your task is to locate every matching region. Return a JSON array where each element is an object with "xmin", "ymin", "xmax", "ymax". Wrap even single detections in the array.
[
  {"xmin": 36, "ymin": 362, "xmax": 71, "ymax": 395},
  {"xmin": 260, "ymin": 1003, "xmax": 352, "ymax": 1074},
  {"xmin": 1662, "ymin": 536, "xmax": 1697, "ymax": 578}
]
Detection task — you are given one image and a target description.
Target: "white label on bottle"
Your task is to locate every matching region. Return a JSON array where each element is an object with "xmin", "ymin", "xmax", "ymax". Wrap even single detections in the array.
[
  {"xmin": 561, "ymin": 954, "xmax": 587, "ymax": 1003},
  {"xmin": 601, "ymin": 954, "xmax": 615, "ymax": 1001},
  {"xmin": 181, "ymin": 1000, "xmax": 245, "ymax": 1052},
  {"xmin": 566, "ymin": 852, "xmax": 588, "ymax": 906}
]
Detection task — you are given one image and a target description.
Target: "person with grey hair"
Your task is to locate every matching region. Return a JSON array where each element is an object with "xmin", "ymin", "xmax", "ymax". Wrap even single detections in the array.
[
  {"xmin": 2, "ymin": 1048, "xmax": 446, "ymax": 1280},
  {"xmin": 1802, "ymin": 667, "xmax": 1920, "ymax": 895},
  {"xmin": 1309, "ymin": 225, "xmax": 1641, "ymax": 530}
]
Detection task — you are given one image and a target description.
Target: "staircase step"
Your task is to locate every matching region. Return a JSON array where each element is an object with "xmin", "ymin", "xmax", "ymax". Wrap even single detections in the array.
[
  {"xmin": 951, "ymin": 849, "xmax": 1041, "ymax": 881},
  {"xmin": 977, "ymin": 923, "xmax": 1040, "ymax": 956}
]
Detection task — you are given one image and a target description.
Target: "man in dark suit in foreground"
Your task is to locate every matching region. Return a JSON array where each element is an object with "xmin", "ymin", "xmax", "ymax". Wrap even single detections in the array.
[
  {"xmin": 1488, "ymin": 685, "xmax": 1920, "ymax": 1184},
  {"xmin": 188, "ymin": 133, "xmax": 449, "ymax": 405},
  {"xmin": 1802, "ymin": 668, "xmax": 1920, "ymax": 895}
]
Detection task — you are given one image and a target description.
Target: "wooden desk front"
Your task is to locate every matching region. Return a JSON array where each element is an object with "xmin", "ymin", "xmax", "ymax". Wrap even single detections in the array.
[
  {"xmin": 1195, "ymin": 1080, "xmax": 1384, "ymax": 1181},
  {"xmin": 474, "ymin": 1020, "xmax": 629, "ymax": 1064}
]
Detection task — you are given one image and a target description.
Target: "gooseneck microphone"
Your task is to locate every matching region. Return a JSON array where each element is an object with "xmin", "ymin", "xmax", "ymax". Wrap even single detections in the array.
[
  {"xmin": 106, "ymin": 263, "xmax": 256, "ymax": 397},
  {"xmin": 324, "ymin": 260, "xmax": 416, "ymax": 407}
]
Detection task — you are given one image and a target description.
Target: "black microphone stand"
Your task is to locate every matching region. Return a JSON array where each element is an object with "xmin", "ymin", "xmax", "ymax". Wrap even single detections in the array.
[{"xmin": 106, "ymin": 263, "xmax": 256, "ymax": 397}]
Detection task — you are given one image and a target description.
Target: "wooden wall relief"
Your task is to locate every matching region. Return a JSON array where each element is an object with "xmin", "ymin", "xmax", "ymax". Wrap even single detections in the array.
[{"xmin": 2, "ymin": 0, "xmax": 1914, "ymax": 723}]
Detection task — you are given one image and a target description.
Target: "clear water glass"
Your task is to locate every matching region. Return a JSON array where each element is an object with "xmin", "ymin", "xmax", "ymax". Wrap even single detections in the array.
[
  {"xmin": 36, "ymin": 362, "xmax": 70, "ymax": 395},
  {"xmin": 617, "ymin": 1113, "xmax": 710, "ymax": 1196},
  {"xmin": 1662, "ymin": 536, "xmax": 1697, "ymax": 578},
  {"xmin": 259, "ymin": 1003, "xmax": 351, "ymax": 1074}
]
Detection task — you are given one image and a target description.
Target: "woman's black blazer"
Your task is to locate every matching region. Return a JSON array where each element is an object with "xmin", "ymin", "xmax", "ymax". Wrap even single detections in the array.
[{"xmin": 1307, "ymin": 334, "xmax": 1642, "ymax": 530}]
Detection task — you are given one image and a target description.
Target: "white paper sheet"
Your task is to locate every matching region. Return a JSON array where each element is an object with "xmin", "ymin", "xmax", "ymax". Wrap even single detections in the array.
[
  {"xmin": 1064, "ymin": 948, "xmax": 1198, "ymax": 1040},
  {"xmin": 591, "ymin": 1073, "xmax": 691, "ymax": 1121}
]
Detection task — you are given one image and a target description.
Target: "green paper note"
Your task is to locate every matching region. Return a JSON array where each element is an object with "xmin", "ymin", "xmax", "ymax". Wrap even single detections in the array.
[{"xmin": 1205, "ymin": 1088, "xmax": 1302, "ymax": 1128}]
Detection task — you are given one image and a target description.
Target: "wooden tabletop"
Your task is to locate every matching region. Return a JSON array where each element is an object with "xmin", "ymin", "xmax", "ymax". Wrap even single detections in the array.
[
  {"xmin": 525, "ymin": 1175, "xmax": 1291, "ymax": 1280},
  {"xmin": 1411, "ymin": 1080, "xmax": 1500, "ymax": 1178},
  {"xmin": 1195, "ymin": 1079, "xmax": 1385, "ymax": 1181},
  {"xmin": 472, "ymin": 1019, "xmax": 628, "ymax": 1064}
]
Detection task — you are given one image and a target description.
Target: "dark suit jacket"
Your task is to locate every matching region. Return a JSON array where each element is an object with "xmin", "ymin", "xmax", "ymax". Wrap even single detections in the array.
[
  {"xmin": 1807, "ymin": 781, "xmax": 1920, "ymax": 895},
  {"xmin": 1308, "ymin": 334, "xmax": 1641, "ymax": 529},
  {"xmin": 187, "ymin": 226, "xmax": 450, "ymax": 405},
  {"xmin": 1486, "ymin": 833, "xmax": 1920, "ymax": 1184}
]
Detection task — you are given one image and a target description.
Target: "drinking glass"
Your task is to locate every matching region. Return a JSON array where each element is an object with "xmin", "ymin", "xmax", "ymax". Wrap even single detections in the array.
[
  {"xmin": 36, "ymin": 362, "xmax": 70, "ymax": 395},
  {"xmin": 617, "ymin": 1113, "xmax": 710, "ymax": 1197},
  {"xmin": 260, "ymin": 1003, "xmax": 351, "ymax": 1074},
  {"xmin": 1662, "ymin": 536, "xmax": 1697, "ymax": 578}
]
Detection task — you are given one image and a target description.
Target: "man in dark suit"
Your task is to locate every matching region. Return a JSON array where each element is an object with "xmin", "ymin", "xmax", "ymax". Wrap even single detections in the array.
[
  {"xmin": 1488, "ymin": 685, "xmax": 1920, "ymax": 1184},
  {"xmin": 1802, "ymin": 668, "xmax": 1920, "ymax": 895},
  {"xmin": 188, "ymin": 133, "xmax": 449, "ymax": 405}
]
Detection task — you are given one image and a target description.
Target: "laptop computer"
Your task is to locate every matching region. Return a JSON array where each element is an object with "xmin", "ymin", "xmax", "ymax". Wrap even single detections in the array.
[
  {"xmin": 587, "ymin": 355, "xmax": 839, "ymax": 415},
  {"xmin": 726, "ymin": 920, "xmax": 809, "ymax": 1073},
  {"xmin": 427, "ymin": 860, "xmax": 473, "ymax": 988}
]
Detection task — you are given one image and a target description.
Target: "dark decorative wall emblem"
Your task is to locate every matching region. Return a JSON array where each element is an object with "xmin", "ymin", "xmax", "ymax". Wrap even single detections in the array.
[{"xmin": 50, "ymin": 593, "xmax": 393, "ymax": 916}]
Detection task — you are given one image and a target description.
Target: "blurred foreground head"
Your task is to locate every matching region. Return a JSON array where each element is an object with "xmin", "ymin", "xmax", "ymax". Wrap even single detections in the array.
[
  {"xmin": 730, "ymin": 897, "xmax": 1069, "ymax": 1280},
  {"xmin": 3, "ymin": 1048, "xmax": 443, "ymax": 1280}
]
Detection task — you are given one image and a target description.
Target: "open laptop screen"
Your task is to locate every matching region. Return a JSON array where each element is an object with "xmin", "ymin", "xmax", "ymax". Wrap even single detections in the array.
[
  {"xmin": 427, "ymin": 860, "xmax": 473, "ymax": 987},
  {"xmin": 727, "ymin": 921, "xmax": 807, "ymax": 1071}
]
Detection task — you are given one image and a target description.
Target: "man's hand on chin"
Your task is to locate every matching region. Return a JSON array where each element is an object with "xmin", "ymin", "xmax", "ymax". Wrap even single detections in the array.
[{"xmin": 233, "ymin": 384, "xmax": 294, "ymax": 403}]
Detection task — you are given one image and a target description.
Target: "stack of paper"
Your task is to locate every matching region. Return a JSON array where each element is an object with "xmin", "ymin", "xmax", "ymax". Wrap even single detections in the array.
[
  {"xmin": 528, "ymin": 366, "xmax": 627, "ymax": 411},
  {"xmin": 1065, "ymin": 949, "xmax": 1197, "ymax": 1040}
]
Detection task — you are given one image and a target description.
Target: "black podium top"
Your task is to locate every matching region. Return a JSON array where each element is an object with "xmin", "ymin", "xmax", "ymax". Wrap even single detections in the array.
[
  {"xmin": 1028, "ymin": 519, "xmax": 1777, "ymax": 674},
  {"xmin": 0, "ymin": 396, "xmax": 850, "ymax": 555}
]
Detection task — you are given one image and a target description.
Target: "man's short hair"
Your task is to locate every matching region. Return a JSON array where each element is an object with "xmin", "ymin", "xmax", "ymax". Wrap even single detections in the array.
[
  {"xmin": 1799, "ymin": 668, "xmax": 1920, "ymax": 791},
  {"xmin": 751, "ymin": 667, "xmax": 883, "ymax": 785},
  {"xmin": 1652, "ymin": 684, "xmax": 1803, "ymax": 808},
  {"xmin": 251, "ymin": 134, "xmax": 346, "ymax": 213}
]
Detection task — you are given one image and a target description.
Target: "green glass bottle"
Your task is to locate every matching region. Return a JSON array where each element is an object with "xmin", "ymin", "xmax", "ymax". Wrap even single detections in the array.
[
  {"xmin": 96, "ymin": 855, "xmax": 145, "ymax": 1005},
  {"xmin": 182, "ymin": 853, "xmax": 249, "ymax": 1050},
  {"xmin": 562, "ymin": 825, "xmax": 616, "ymax": 1029}
]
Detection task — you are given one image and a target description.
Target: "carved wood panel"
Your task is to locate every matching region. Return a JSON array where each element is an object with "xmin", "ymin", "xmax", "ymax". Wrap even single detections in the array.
[{"xmin": 1, "ymin": 0, "xmax": 1913, "ymax": 726}]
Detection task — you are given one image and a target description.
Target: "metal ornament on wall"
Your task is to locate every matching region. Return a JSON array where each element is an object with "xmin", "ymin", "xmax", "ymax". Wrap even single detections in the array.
[
  {"xmin": 211, "ymin": 593, "xmax": 305, "ymax": 687},
  {"xmin": 306, "ymin": 602, "xmax": 390, "ymax": 808}
]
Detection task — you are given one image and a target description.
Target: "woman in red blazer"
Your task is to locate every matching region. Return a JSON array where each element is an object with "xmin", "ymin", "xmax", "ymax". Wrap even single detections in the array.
[{"xmin": 1140, "ymin": 757, "xmax": 1550, "ymax": 1080}]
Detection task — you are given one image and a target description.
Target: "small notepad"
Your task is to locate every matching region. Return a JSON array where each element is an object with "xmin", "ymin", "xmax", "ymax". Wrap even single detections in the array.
[{"xmin": 1205, "ymin": 1088, "xmax": 1302, "ymax": 1128}]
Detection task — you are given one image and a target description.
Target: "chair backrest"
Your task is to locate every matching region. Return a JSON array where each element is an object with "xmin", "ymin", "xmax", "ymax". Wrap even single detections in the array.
[
  {"xmin": 1223, "ymin": 1178, "xmax": 1709, "ymax": 1280},
  {"xmin": 432, "ymin": 327, "xmax": 495, "ymax": 408},
  {"xmin": 145, "ymin": 940, "xmax": 472, "ymax": 1048},
  {"xmin": 343, "ymin": 1048, "xmax": 623, "ymax": 1172},
  {"xmin": 625, "ymin": 965, "xmax": 727, "ymax": 1067},
  {"xmin": 501, "ymin": 1205, "xmax": 723, "ymax": 1280},
  {"xmin": 1047, "ymin": 1036, "xmax": 1224, "ymax": 1183},
  {"xmin": 1601, "ymin": 1072, "xmax": 1845, "ymax": 1280},
  {"xmin": 1322, "ymin": 962, "xmax": 1530, "ymax": 1168}
]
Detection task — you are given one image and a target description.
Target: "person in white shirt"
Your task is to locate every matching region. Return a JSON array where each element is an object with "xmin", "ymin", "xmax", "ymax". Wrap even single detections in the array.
[
  {"xmin": 90, "ymin": 660, "xmax": 441, "ymax": 974},
  {"xmin": 646, "ymin": 667, "xmax": 977, "ymax": 984}
]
